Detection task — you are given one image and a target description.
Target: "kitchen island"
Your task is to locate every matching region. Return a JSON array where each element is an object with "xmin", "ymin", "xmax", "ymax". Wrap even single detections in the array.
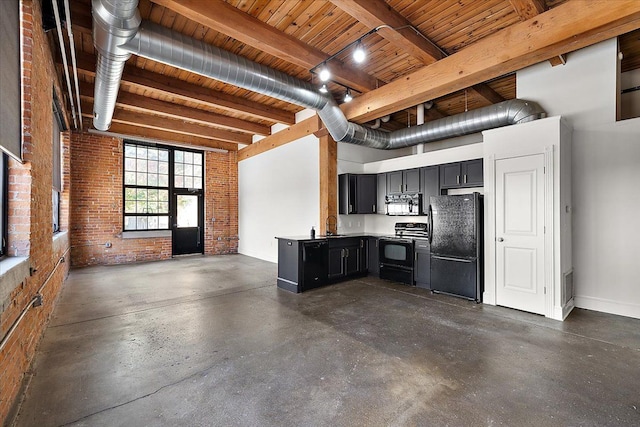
[{"xmin": 275, "ymin": 234, "xmax": 390, "ymax": 293}]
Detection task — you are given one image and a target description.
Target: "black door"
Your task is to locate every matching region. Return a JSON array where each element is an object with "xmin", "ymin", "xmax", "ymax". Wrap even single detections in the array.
[{"xmin": 172, "ymin": 191, "xmax": 204, "ymax": 255}]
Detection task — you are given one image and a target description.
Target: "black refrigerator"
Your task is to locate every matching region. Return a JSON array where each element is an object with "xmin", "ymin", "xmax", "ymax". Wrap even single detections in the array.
[{"xmin": 429, "ymin": 193, "xmax": 483, "ymax": 301}]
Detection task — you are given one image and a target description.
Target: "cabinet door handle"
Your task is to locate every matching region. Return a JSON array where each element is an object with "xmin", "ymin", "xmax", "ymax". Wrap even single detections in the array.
[
  {"xmin": 399, "ymin": 184, "xmax": 402, "ymax": 192},
  {"xmin": 456, "ymin": 175, "xmax": 460, "ymax": 184},
  {"xmin": 345, "ymin": 248, "xmax": 349, "ymax": 257},
  {"xmin": 464, "ymin": 174, "xmax": 467, "ymax": 184},
  {"xmin": 349, "ymin": 204, "xmax": 353, "ymax": 213},
  {"xmin": 373, "ymin": 204, "xmax": 376, "ymax": 213}
]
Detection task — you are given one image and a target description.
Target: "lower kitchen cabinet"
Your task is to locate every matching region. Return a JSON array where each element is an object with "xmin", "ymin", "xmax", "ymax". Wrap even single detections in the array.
[
  {"xmin": 414, "ymin": 238, "xmax": 431, "ymax": 289},
  {"xmin": 368, "ymin": 237, "xmax": 379, "ymax": 276},
  {"xmin": 277, "ymin": 236, "xmax": 369, "ymax": 293},
  {"xmin": 277, "ymin": 238, "xmax": 328, "ymax": 293},
  {"xmin": 328, "ymin": 237, "xmax": 366, "ymax": 281}
]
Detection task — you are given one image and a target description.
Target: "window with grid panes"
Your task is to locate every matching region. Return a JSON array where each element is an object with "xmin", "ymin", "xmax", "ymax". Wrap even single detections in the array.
[
  {"xmin": 123, "ymin": 143, "xmax": 170, "ymax": 231},
  {"xmin": 174, "ymin": 149, "xmax": 203, "ymax": 189}
]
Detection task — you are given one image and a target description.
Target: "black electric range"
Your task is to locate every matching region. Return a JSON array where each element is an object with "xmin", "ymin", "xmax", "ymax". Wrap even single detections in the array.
[{"xmin": 379, "ymin": 222, "xmax": 429, "ymax": 285}]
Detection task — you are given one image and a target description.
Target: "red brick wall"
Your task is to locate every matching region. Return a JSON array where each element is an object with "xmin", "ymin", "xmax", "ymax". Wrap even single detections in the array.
[
  {"xmin": 71, "ymin": 133, "xmax": 239, "ymax": 266},
  {"xmin": 205, "ymin": 150, "xmax": 239, "ymax": 254},
  {"xmin": 0, "ymin": 0, "xmax": 71, "ymax": 423},
  {"xmin": 69, "ymin": 132, "xmax": 172, "ymax": 265}
]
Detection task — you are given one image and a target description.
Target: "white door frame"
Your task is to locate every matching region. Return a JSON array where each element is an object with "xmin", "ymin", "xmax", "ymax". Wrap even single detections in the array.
[{"xmin": 484, "ymin": 146, "xmax": 555, "ymax": 318}]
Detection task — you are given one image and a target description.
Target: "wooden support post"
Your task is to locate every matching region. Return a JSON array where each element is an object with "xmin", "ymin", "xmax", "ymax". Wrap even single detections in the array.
[{"xmin": 319, "ymin": 134, "xmax": 337, "ymax": 235}]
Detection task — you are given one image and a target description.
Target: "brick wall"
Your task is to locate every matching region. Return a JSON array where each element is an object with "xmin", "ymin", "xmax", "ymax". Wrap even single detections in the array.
[
  {"xmin": 0, "ymin": 0, "xmax": 71, "ymax": 423},
  {"xmin": 205, "ymin": 150, "xmax": 239, "ymax": 254},
  {"xmin": 71, "ymin": 133, "xmax": 239, "ymax": 266}
]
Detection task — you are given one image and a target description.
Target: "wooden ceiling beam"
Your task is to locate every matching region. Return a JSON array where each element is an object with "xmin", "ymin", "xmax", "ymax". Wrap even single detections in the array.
[
  {"xmin": 80, "ymin": 100, "xmax": 252, "ymax": 145},
  {"xmin": 508, "ymin": 0, "xmax": 546, "ymax": 20},
  {"xmin": 332, "ymin": 0, "xmax": 503, "ymax": 105},
  {"xmin": 341, "ymin": 0, "xmax": 640, "ymax": 123},
  {"xmin": 329, "ymin": 0, "xmax": 444, "ymax": 65},
  {"xmin": 509, "ymin": 0, "xmax": 565, "ymax": 66},
  {"xmin": 103, "ymin": 122, "xmax": 240, "ymax": 152},
  {"xmin": 73, "ymin": 51, "xmax": 295, "ymax": 125},
  {"xmin": 238, "ymin": 116, "xmax": 322, "ymax": 162},
  {"xmin": 150, "ymin": 0, "xmax": 381, "ymax": 93},
  {"xmin": 470, "ymin": 84, "xmax": 506, "ymax": 105},
  {"xmin": 78, "ymin": 81, "xmax": 270, "ymax": 136}
]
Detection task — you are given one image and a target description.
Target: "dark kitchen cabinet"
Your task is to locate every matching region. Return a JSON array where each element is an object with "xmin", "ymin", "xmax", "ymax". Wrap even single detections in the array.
[
  {"xmin": 387, "ymin": 168, "xmax": 421, "ymax": 194},
  {"xmin": 339, "ymin": 173, "xmax": 377, "ymax": 214},
  {"xmin": 413, "ymin": 238, "xmax": 431, "ymax": 289},
  {"xmin": 377, "ymin": 173, "xmax": 387, "ymax": 215},
  {"xmin": 327, "ymin": 237, "xmax": 366, "ymax": 281},
  {"xmin": 277, "ymin": 239, "xmax": 328, "ymax": 293},
  {"xmin": 368, "ymin": 237, "xmax": 379, "ymax": 276},
  {"xmin": 440, "ymin": 159, "xmax": 483, "ymax": 190},
  {"xmin": 420, "ymin": 165, "xmax": 440, "ymax": 214}
]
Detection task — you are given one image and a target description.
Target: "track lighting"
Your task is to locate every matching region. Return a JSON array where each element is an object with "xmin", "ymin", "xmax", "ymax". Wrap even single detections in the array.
[
  {"xmin": 344, "ymin": 89, "xmax": 353, "ymax": 103},
  {"xmin": 319, "ymin": 83, "xmax": 328, "ymax": 93},
  {"xmin": 319, "ymin": 63, "xmax": 331, "ymax": 82},
  {"xmin": 353, "ymin": 41, "xmax": 366, "ymax": 63}
]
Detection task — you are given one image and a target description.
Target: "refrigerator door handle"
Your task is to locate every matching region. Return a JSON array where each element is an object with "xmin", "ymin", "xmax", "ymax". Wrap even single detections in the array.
[
  {"xmin": 432, "ymin": 255, "xmax": 474, "ymax": 263},
  {"xmin": 428, "ymin": 205, "xmax": 433, "ymax": 244}
]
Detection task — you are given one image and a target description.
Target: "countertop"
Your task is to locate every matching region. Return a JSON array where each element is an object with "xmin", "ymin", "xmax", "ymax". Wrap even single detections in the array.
[{"xmin": 275, "ymin": 232, "xmax": 399, "ymax": 242}]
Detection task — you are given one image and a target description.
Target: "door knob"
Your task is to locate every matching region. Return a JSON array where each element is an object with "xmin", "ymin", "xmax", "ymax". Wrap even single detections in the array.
[{"xmin": 497, "ymin": 237, "xmax": 504, "ymax": 242}]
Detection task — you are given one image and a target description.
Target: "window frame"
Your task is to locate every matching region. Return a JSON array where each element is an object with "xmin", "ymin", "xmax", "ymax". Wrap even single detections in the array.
[
  {"xmin": 52, "ymin": 98, "xmax": 63, "ymax": 234},
  {"xmin": 122, "ymin": 141, "xmax": 205, "ymax": 233},
  {"xmin": 122, "ymin": 141, "xmax": 172, "ymax": 232}
]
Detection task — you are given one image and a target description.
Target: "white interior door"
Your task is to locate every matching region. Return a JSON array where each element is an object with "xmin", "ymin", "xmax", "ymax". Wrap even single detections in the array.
[{"xmin": 495, "ymin": 154, "xmax": 546, "ymax": 315}]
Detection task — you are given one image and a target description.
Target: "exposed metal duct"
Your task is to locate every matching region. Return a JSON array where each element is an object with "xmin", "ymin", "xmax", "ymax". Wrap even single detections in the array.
[
  {"xmin": 91, "ymin": 0, "xmax": 141, "ymax": 130},
  {"xmin": 93, "ymin": 12, "xmax": 546, "ymax": 148}
]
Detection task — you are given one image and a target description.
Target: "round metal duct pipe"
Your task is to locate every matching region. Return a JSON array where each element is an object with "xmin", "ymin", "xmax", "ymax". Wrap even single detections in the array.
[
  {"xmin": 92, "ymin": 8, "xmax": 546, "ymax": 148},
  {"xmin": 91, "ymin": 0, "xmax": 141, "ymax": 130}
]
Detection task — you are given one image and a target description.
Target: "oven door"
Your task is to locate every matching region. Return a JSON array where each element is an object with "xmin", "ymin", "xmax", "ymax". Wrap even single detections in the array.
[{"xmin": 379, "ymin": 238, "xmax": 414, "ymax": 269}]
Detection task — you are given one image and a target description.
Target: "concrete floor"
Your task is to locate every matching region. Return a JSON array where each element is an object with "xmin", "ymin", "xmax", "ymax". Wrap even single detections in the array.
[{"xmin": 11, "ymin": 254, "xmax": 640, "ymax": 426}]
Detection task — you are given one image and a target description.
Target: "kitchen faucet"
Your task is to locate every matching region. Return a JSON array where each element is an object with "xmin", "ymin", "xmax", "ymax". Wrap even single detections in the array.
[{"xmin": 325, "ymin": 215, "xmax": 337, "ymax": 236}]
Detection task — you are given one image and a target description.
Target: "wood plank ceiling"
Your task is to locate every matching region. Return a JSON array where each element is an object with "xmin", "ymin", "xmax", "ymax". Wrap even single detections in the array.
[{"xmin": 58, "ymin": 0, "xmax": 639, "ymax": 152}]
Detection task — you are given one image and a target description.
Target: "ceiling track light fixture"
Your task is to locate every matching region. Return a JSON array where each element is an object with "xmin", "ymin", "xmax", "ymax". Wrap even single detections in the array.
[
  {"xmin": 309, "ymin": 23, "xmax": 437, "ymax": 89},
  {"xmin": 344, "ymin": 89, "xmax": 353, "ymax": 103},
  {"xmin": 318, "ymin": 62, "xmax": 331, "ymax": 82},
  {"xmin": 319, "ymin": 83, "xmax": 328, "ymax": 93},
  {"xmin": 353, "ymin": 41, "xmax": 366, "ymax": 63}
]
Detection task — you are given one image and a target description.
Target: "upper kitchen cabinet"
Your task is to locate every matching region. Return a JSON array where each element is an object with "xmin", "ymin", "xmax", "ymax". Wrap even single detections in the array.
[
  {"xmin": 420, "ymin": 165, "xmax": 440, "ymax": 213},
  {"xmin": 440, "ymin": 159, "xmax": 484, "ymax": 190},
  {"xmin": 377, "ymin": 173, "xmax": 387, "ymax": 215},
  {"xmin": 339, "ymin": 174, "xmax": 377, "ymax": 214},
  {"xmin": 387, "ymin": 168, "xmax": 421, "ymax": 194}
]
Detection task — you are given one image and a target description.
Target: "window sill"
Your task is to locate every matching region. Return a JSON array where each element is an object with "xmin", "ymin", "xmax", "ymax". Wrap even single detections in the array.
[
  {"xmin": 122, "ymin": 230, "xmax": 172, "ymax": 239},
  {"xmin": 1, "ymin": 256, "xmax": 30, "ymax": 314}
]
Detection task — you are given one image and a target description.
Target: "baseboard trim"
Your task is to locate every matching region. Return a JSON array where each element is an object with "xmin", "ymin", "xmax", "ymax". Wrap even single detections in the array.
[{"xmin": 574, "ymin": 295, "xmax": 640, "ymax": 320}]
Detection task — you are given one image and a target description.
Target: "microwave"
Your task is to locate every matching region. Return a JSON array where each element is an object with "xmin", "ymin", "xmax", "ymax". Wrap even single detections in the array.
[{"xmin": 385, "ymin": 193, "xmax": 422, "ymax": 216}]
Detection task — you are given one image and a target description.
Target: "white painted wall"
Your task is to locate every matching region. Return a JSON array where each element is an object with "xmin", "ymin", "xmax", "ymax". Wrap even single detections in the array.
[
  {"xmin": 518, "ymin": 39, "xmax": 640, "ymax": 319},
  {"xmin": 238, "ymin": 129, "xmax": 319, "ymax": 264}
]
